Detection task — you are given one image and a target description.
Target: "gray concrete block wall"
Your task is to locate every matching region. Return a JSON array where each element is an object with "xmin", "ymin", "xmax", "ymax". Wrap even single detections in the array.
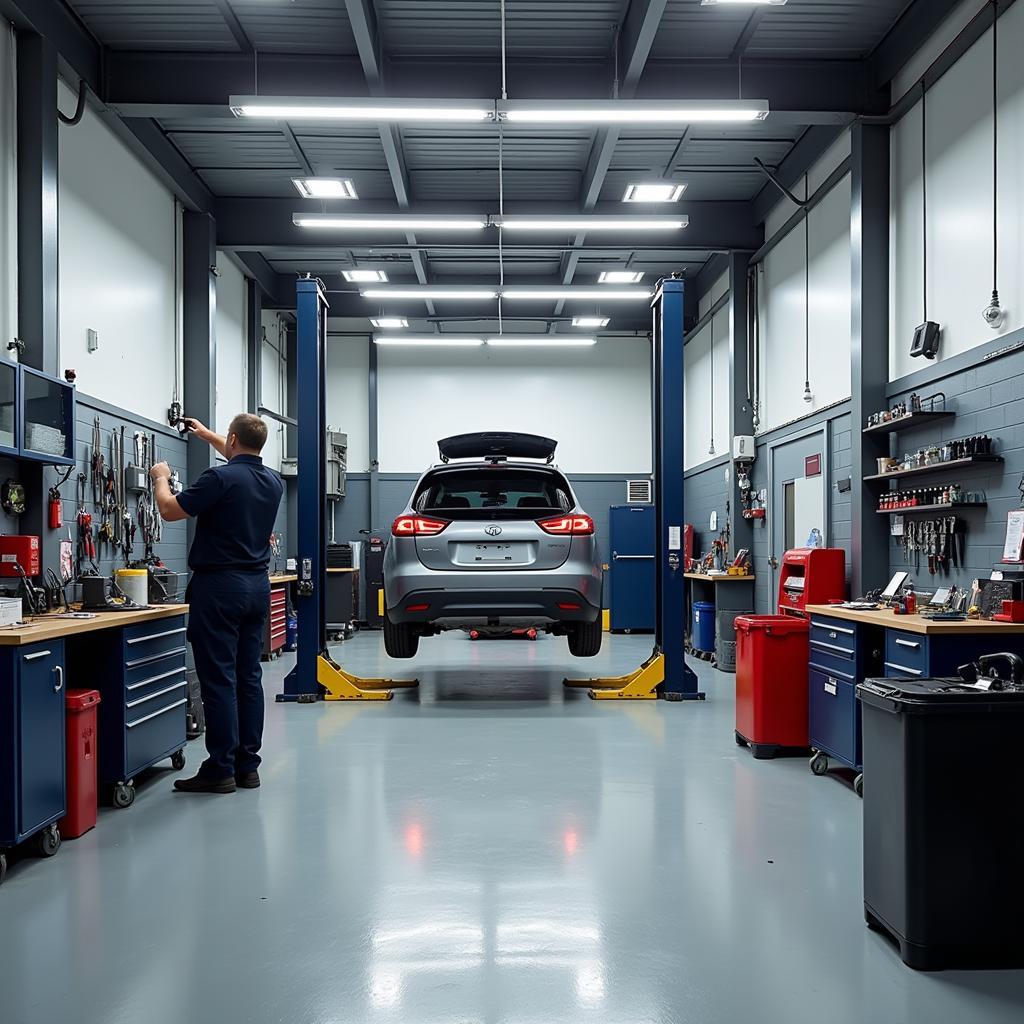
[
  {"xmin": 885, "ymin": 348, "xmax": 1024, "ymax": 593},
  {"xmin": 830, "ymin": 411, "xmax": 854, "ymax": 586},
  {"xmin": 683, "ymin": 458, "xmax": 731, "ymax": 558}
]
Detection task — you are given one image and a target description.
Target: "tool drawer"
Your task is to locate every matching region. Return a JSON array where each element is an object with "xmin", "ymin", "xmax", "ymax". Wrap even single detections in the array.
[
  {"xmin": 808, "ymin": 666, "xmax": 859, "ymax": 769},
  {"xmin": 884, "ymin": 630, "xmax": 929, "ymax": 678}
]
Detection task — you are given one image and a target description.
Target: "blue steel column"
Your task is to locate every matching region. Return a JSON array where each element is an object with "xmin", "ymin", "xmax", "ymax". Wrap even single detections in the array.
[
  {"xmin": 654, "ymin": 277, "xmax": 702, "ymax": 699},
  {"xmin": 279, "ymin": 277, "xmax": 328, "ymax": 702}
]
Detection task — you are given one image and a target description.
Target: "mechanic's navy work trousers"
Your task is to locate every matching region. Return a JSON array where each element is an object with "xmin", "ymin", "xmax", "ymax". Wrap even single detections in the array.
[{"xmin": 187, "ymin": 571, "xmax": 271, "ymax": 779}]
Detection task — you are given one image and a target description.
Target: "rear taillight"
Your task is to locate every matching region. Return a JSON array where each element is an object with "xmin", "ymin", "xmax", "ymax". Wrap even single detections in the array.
[
  {"xmin": 392, "ymin": 515, "xmax": 450, "ymax": 537},
  {"xmin": 537, "ymin": 514, "xmax": 595, "ymax": 536}
]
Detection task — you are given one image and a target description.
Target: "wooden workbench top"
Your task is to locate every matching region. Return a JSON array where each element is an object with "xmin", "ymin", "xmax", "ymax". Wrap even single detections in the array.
[
  {"xmin": 685, "ymin": 572, "xmax": 756, "ymax": 582},
  {"xmin": 269, "ymin": 574, "xmax": 298, "ymax": 584},
  {"xmin": 0, "ymin": 604, "xmax": 189, "ymax": 647},
  {"xmin": 805, "ymin": 604, "xmax": 1024, "ymax": 636}
]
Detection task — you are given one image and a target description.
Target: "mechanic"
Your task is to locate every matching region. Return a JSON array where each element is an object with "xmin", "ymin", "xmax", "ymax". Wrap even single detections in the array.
[{"xmin": 151, "ymin": 414, "xmax": 284, "ymax": 794}]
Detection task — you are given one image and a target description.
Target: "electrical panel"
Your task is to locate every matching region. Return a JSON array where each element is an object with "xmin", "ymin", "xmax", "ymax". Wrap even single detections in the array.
[{"xmin": 326, "ymin": 430, "xmax": 348, "ymax": 500}]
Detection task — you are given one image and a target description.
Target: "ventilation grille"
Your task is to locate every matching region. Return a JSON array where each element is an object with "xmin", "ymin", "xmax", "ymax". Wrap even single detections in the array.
[{"xmin": 626, "ymin": 479, "xmax": 653, "ymax": 504}]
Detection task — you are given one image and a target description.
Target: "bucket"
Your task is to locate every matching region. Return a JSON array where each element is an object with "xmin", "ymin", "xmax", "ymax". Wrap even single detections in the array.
[
  {"xmin": 693, "ymin": 601, "xmax": 716, "ymax": 652},
  {"xmin": 115, "ymin": 568, "xmax": 149, "ymax": 607}
]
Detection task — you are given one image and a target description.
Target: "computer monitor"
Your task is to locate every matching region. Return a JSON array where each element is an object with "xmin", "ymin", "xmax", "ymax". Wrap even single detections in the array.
[{"xmin": 881, "ymin": 571, "xmax": 909, "ymax": 600}]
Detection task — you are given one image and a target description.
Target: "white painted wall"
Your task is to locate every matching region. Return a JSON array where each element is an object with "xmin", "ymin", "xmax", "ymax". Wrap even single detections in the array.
[
  {"xmin": 260, "ymin": 311, "xmax": 287, "ymax": 471},
  {"xmin": 697, "ymin": 272, "xmax": 729, "ymax": 320},
  {"xmin": 326, "ymin": 328, "xmax": 370, "ymax": 472},
  {"xmin": 377, "ymin": 338, "xmax": 652, "ymax": 474},
  {"xmin": 0, "ymin": 25, "xmax": 16, "ymax": 362},
  {"xmin": 214, "ymin": 253, "xmax": 247, "ymax": 435},
  {"xmin": 684, "ymin": 308, "xmax": 730, "ymax": 470},
  {"xmin": 889, "ymin": 6, "xmax": 1024, "ymax": 379},
  {"xmin": 57, "ymin": 79, "xmax": 179, "ymax": 423},
  {"xmin": 757, "ymin": 174, "xmax": 852, "ymax": 433}
]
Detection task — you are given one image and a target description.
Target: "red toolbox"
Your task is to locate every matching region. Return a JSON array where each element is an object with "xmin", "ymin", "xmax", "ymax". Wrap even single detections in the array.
[
  {"xmin": 735, "ymin": 616, "xmax": 810, "ymax": 758},
  {"xmin": 59, "ymin": 690, "xmax": 101, "ymax": 839},
  {"xmin": 0, "ymin": 534, "xmax": 41, "ymax": 578}
]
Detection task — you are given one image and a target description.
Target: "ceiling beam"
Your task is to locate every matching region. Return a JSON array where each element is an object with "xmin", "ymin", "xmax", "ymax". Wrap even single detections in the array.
[
  {"xmin": 730, "ymin": 9, "xmax": 766, "ymax": 61},
  {"xmin": 868, "ymin": 0, "xmax": 964, "ymax": 90},
  {"xmin": 0, "ymin": 0, "xmax": 101, "ymax": 92},
  {"xmin": 344, "ymin": 0, "xmax": 435, "ymax": 314},
  {"xmin": 234, "ymin": 252, "xmax": 294, "ymax": 308},
  {"xmin": 212, "ymin": 0, "xmax": 253, "ymax": 55}
]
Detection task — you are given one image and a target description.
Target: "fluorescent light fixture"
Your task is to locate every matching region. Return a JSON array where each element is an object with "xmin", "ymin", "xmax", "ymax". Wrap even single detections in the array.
[
  {"xmin": 370, "ymin": 317, "xmax": 409, "ymax": 329},
  {"xmin": 294, "ymin": 214, "xmax": 487, "ymax": 231},
  {"xmin": 342, "ymin": 269, "xmax": 388, "ymax": 283},
  {"xmin": 487, "ymin": 336, "xmax": 597, "ymax": 347},
  {"xmin": 701, "ymin": 1, "xmax": 786, "ymax": 6},
  {"xmin": 231, "ymin": 96, "xmax": 493, "ymax": 122},
  {"xmin": 572, "ymin": 316, "xmax": 610, "ymax": 328},
  {"xmin": 292, "ymin": 177, "xmax": 357, "ymax": 199},
  {"xmin": 623, "ymin": 182, "xmax": 686, "ymax": 203},
  {"xmin": 499, "ymin": 99, "xmax": 769, "ymax": 124},
  {"xmin": 495, "ymin": 216, "xmax": 687, "ymax": 232},
  {"xmin": 374, "ymin": 336, "xmax": 484, "ymax": 346},
  {"xmin": 362, "ymin": 287, "xmax": 498, "ymax": 300},
  {"xmin": 598, "ymin": 271, "xmax": 644, "ymax": 284},
  {"xmin": 501, "ymin": 287, "xmax": 651, "ymax": 301}
]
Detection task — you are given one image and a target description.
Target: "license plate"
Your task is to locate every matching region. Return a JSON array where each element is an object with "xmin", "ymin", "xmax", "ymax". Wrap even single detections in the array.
[{"xmin": 474, "ymin": 543, "xmax": 513, "ymax": 561}]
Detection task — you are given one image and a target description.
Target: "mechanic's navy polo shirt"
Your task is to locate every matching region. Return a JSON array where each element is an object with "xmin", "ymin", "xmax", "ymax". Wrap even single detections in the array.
[{"xmin": 177, "ymin": 454, "xmax": 284, "ymax": 573}]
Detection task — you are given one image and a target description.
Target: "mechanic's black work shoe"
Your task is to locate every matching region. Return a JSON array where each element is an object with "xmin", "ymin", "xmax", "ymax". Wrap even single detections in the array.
[
  {"xmin": 174, "ymin": 774, "xmax": 236, "ymax": 794},
  {"xmin": 235, "ymin": 770, "xmax": 261, "ymax": 789}
]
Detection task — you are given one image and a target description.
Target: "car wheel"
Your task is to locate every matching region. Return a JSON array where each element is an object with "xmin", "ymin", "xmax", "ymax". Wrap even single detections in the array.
[
  {"xmin": 568, "ymin": 616, "xmax": 603, "ymax": 657},
  {"xmin": 383, "ymin": 610, "xmax": 420, "ymax": 659}
]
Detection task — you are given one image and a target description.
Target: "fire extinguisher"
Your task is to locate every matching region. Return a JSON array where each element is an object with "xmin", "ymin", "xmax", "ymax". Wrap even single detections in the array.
[{"xmin": 48, "ymin": 467, "xmax": 72, "ymax": 530}]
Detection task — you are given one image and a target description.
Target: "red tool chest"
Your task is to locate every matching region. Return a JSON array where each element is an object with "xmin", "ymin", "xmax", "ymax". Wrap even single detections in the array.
[
  {"xmin": 263, "ymin": 581, "xmax": 288, "ymax": 659},
  {"xmin": 0, "ymin": 535, "xmax": 41, "ymax": 578}
]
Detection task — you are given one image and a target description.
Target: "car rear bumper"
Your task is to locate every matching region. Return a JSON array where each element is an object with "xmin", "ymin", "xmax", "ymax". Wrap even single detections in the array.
[{"xmin": 388, "ymin": 586, "xmax": 601, "ymax": 625}]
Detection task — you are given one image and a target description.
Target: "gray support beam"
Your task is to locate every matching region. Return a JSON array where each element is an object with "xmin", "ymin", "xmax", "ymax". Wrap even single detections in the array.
[
  {"xmin": 234, "ymin": 251, "xmax": 293, "ymax": 308},
  {"xmin": 212, "ymin": 0, "xmax": 253, "ymax": 54},
  {"xmin": 246, "ymin": 278, "xmax": 262, "ymax": 413},
  {"xmin": 368, "ymin": 337, "xmax": 380, "ymax": 530},
  {"xmin": 16, "ymin": 32, "xmax": 59, "ymax": 375},
  {"xmin": 750, "ymin": 125, "xmax": 845, "ymax": 226},
  {"xmin": 182, "ymin": 213, "xmax": 218, "ymax": 501},
  {"xmin": 727, "ymin": 252, "xmax": 754, "ymax": 556},
  {"xmin": 869, "ymin": 0, "xmax": 964, "ymax": 90},
  {"xmin": 849, "ymin": 124, "xmax": 890, "ymax": 597}
]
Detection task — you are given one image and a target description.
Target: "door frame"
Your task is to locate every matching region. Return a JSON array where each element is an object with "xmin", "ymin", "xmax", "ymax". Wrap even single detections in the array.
[{"xmin": 766, "ymin": 421, "xmax": 831, "ymax": 597}]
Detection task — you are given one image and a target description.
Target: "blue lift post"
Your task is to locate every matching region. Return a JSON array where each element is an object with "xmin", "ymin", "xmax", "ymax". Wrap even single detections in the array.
[
  {"xmin": 278, "ymin": 276, "xmax": 416, "ymax": 702},
  {"xmin": 565, "ymin": 274, "xmax": 702, "ymax": 700}
]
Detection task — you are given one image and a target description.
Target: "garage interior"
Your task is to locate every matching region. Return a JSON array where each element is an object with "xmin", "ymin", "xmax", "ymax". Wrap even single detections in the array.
[{"xmin": 2, "ymin": 0, "xmax": 1024, "ymax": 1021}]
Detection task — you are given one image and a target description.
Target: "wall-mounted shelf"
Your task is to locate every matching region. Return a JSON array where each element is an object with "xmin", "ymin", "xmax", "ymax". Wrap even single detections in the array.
[
  {"xmin": 862, "ymin": 410, "xmax": 954, "ymax": 436},
  {"xmin": 863, "ymin": 455, "xmax": 1002, "ymax": 483},
  {"xmin": 876, "ymin": 502, "xmax": 987, "ymax": 515}
]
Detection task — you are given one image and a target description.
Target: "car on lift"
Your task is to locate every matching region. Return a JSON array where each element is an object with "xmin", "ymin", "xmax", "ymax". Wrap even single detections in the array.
[{"xmin": 382, "ymin": 432, "xmax": 604, "ymax": 659}]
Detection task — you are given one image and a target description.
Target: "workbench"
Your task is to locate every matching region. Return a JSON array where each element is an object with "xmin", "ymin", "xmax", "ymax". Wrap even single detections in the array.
[
  {"xmin": 803, "ymin": 604, "xmax": 1024, "ymax": 787},
  {"xmin": 1, "ymin": 604, "xmax": 190, "ymax": 878},
  {"xmin": 684, "ymin": 573, "xmax": 756, "ymax": 672}
]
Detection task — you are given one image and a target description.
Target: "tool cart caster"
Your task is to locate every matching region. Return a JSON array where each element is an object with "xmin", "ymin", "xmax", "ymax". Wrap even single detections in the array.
[
  {"xmin": 734, "ymin": 731, "xmax": 746, "ymax": 747},
  {"xmin": 854, "ymin": 773, "xmax": 864, "ymax": 798},
  {"xmin": 809, "ymin": 751, "xmax": 830, "ymax": 776},
  {"xmin": 112, "ymin": 782, "xmax": 136, "ymax": 809},
  {"xmin": 170, "ymin": 750, "xmax": 186, "ymax": 771},
  {"xmin": 0, "ymin": 852, "xmax": 7, "ymax": 885},
  {"xmin": 35, "ymin": 824, "xmax": 61, "ymax": 858}
]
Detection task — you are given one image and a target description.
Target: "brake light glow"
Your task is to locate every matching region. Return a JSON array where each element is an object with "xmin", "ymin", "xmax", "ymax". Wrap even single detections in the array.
[
  {"xmin": 392, "ymin": 516, "xmax": 450, "ymax": 537},
  {"xmin": 537, "ymin": 514, "xmax": 595, "ymax": 536}
]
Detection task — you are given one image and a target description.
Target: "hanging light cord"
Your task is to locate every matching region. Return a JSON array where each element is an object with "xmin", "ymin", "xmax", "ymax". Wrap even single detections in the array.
[
  {"xmin": 922, "ymin": 81, "xmax": 929, "ymax": 323},
  {"xmin": 992, "ymin": 1, "xmax": 999, "ymax": 297},
  {"xmin": 709, "ymin": 317, "xmax": 716, "ymax": 456},
  {"xmin": 804, "ymin": 172, "xmax": 811, "ymax": 399}
]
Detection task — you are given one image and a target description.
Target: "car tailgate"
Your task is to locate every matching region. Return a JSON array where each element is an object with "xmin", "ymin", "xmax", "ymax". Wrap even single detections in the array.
[{"xmin": 415, "ymin": 519, "xmax": 571, "ymax": 571}]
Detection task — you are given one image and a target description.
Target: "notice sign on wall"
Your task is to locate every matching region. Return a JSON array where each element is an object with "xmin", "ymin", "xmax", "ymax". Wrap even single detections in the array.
[{"xmin": 805, "ymin": 454, "xmax": 822, "ymax": 478}]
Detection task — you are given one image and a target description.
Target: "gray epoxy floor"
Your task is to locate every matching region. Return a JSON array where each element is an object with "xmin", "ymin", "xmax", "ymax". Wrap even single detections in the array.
[{"xmin": 2, "ymin": 632, "xmax": 1022, "ymax": 1024}]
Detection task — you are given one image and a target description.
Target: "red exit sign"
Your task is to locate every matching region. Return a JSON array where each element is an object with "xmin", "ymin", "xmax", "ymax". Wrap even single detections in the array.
[{"xmin": 805, "ymin": 454, "xmax": 822, "ymax": 477}]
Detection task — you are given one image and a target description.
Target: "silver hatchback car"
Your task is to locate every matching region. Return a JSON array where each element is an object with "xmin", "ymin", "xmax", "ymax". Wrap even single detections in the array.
[{"xmin": 382, "ymin": 432, "xmax": 604, "ymax": 659}]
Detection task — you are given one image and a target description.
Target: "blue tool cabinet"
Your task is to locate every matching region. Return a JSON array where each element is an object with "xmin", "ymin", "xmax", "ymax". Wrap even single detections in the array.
[
  {"xmin": 0, "ymin": 641, "xmax": 66, "ymax": 882},
  {"xmin": 808, "ymin": 616, "xmax": 882, "ymax": 790},
  {"xmin": 609, "ymin": 505, "xmax": 656, "ymax": 632},
  {"xmin": 67, "ymin": 615, "xmax": 188, "ymax": 808}
]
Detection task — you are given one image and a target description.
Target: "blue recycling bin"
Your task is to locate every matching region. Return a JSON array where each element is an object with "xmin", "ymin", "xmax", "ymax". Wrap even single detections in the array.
[{"xmin": 693, "ymin": 601, "xmax": 716, "ymax": 653}]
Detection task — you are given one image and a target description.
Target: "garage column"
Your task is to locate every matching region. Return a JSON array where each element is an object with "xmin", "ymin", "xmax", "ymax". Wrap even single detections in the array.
[
  {"xmin": 728, "ymin": 251, "xmax": 754, "ymax": 557},
  {"xmin": 850, "ymin": 123, "xmax": 890, "ymax": 596}
]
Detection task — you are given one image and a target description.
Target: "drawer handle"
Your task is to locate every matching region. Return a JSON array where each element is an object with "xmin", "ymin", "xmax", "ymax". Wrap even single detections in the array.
[
  {"xmin": 813, "ymin": 622, "xmax": 855, "ymax": 636},
  {"xmin": 126, "ymin": 681, "xmax": 187, "ymax": 710},
  {"xmin": 127, "ymin": 697, "xmax": 188, "ymax": 728},
  {"xmin": 895, "ymin": 639, "xmax": 922, "ymax": 650},
  {"xmin": 885, "ymin": 661, "xmax": 923, "ymax": 677},
  {"xmin": 126, "ymin": 627, "xmax": 187, "ymax": 645},
  {"xmin": 809, "ymin": 663, "xmax": 855, "ymax": 682},
  {"xmin": 23, "ymin": 649, "xmax": 52, "ymax": 661},
  {"xmin": 810, "ymin": 640, "xmax": 853, "ymax": 656},
  {"xmin": 125, "ymin": 646, "xmax": 187, "ymax": 669},
  {"xmin": 127, "ymin": 666, "xmax": 188, "ymax": 691},
  {"xmin": 53, "ymin": 665, "xmax": 63, "ymax": 693}
]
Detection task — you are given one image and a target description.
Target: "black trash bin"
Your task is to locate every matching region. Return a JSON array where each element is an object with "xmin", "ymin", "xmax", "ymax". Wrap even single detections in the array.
[{"xmin": 858, "ymin": 675, "xmax": 1024, "ymax": 970}]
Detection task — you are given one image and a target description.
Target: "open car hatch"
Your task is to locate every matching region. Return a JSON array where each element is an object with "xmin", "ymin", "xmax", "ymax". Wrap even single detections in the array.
[{"xmin": 438, "ymin": 432, "xmax": 557, "ymax": 463}]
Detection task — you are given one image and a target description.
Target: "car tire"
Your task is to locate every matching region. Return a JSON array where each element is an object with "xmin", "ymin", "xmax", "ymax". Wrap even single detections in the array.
[
  {"xmin": 568, "ymin": 616, "xmax": 603, "ymax": 657},
  {"xmin": 383, "ymin": 611, "xmax": 420, "ymax": 659}
]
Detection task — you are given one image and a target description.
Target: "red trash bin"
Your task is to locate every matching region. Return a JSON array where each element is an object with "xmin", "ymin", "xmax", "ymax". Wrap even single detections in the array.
[
  {"xmin": 60, "ymin": 690, "xmax": 101, "ymax": 839},
  {"xmin": 734, "ymin": 615, "xmax": 810, "ymax": 759}
]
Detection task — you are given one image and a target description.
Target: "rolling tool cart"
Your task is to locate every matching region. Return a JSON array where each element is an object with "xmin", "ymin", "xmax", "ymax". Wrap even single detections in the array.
[
  {"xmin": 859, "ymin": 655, "xmax": 1024, "ymax": 970},
  {"xmin": 0, "ymin": 641, "xmax": 66, "ymax": 884},
  {"xmin": 735, "ymin": 548, "xmax": 846, "ymax": 759}
]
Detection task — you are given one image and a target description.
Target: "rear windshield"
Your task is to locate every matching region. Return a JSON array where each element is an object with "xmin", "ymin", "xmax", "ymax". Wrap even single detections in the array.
[{"xmin": 414, "ymin": 467, "xmax": 573, "ymax": 519}]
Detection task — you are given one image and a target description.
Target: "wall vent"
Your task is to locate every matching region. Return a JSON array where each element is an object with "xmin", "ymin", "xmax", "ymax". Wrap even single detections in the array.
[{"xmin": 626, "ymin": 479, "xmax": 653, "ymax": 504}]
